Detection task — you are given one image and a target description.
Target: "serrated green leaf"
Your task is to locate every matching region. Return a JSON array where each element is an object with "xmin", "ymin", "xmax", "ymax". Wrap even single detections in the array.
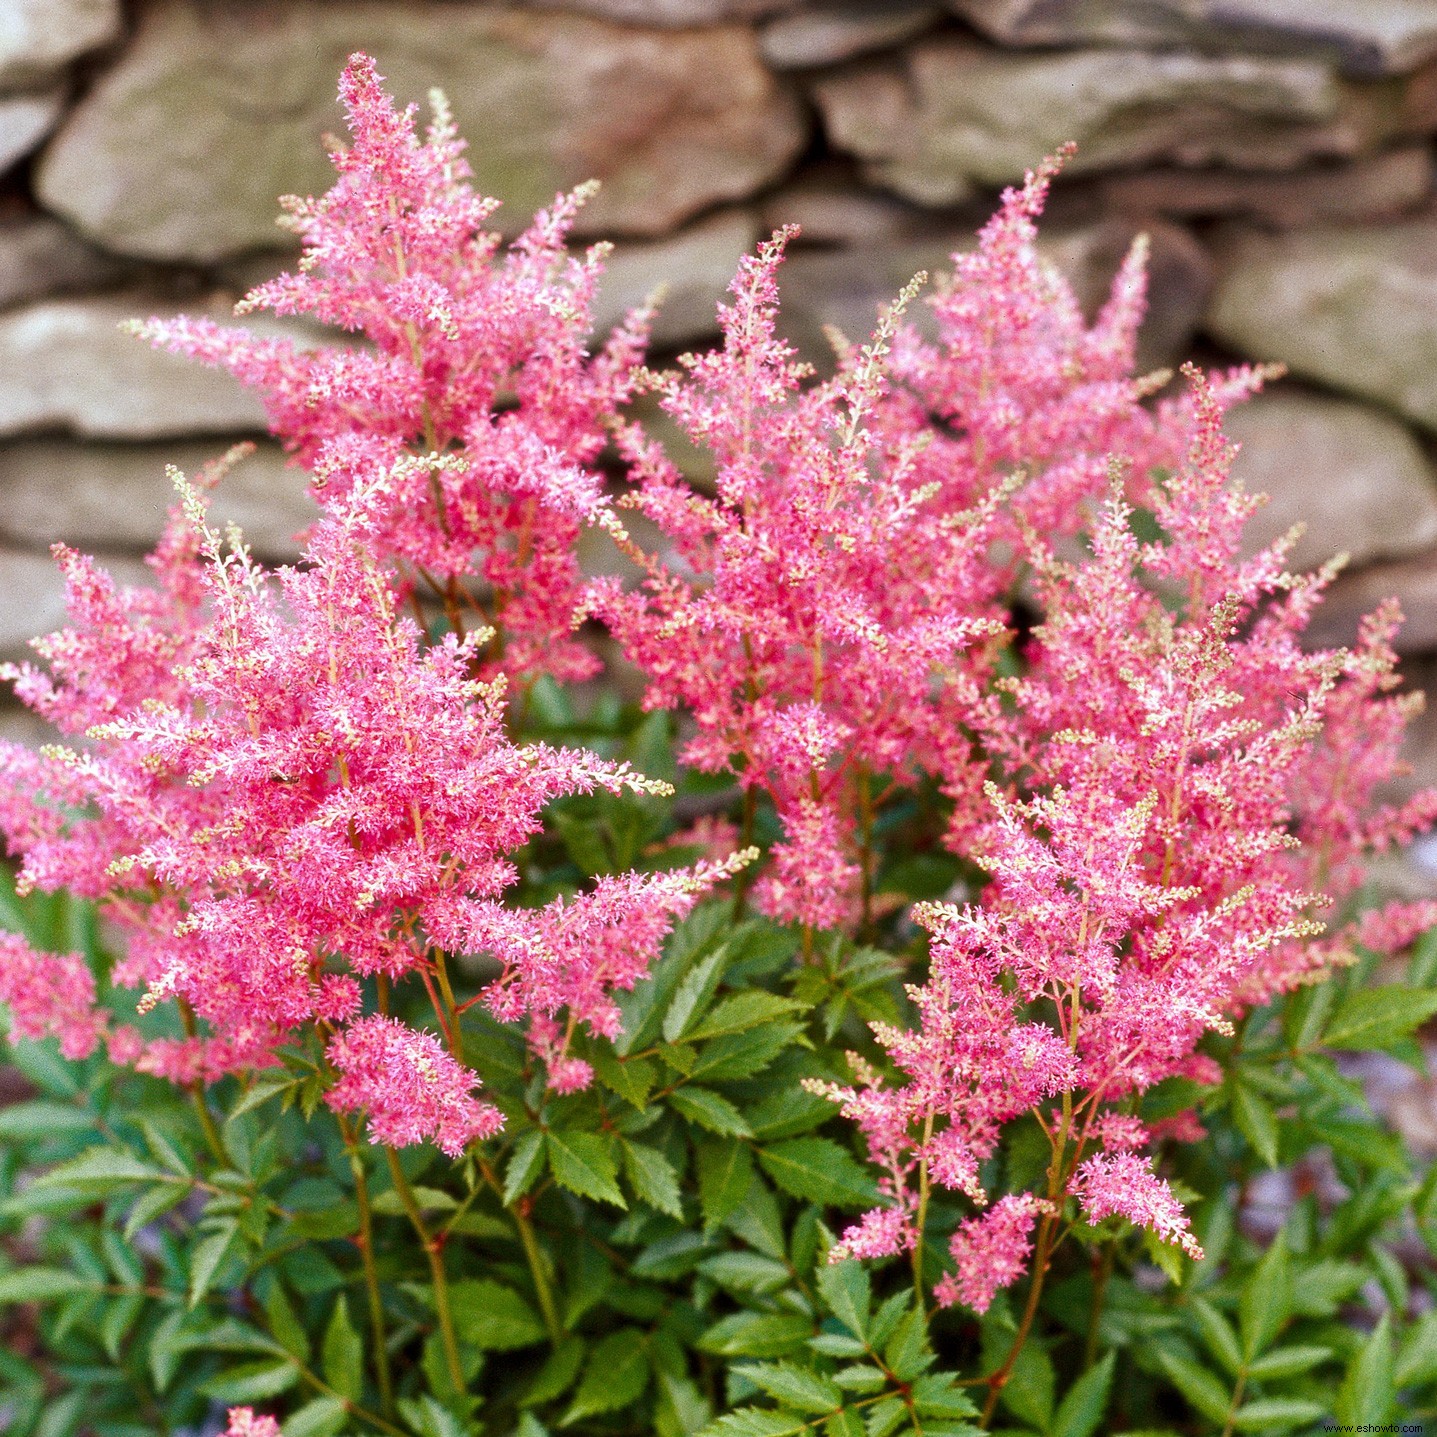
[
  {"xmin": 546, "ymin": 1130, "xmax": 626, "ymax": 1208},
  {"xmin": 504, "ymin": 1128, "xmax": 547, "ymax": 1205},
  {"xmin": 592, "ymin": 1050, "xmax": 656, "ymax": 1108},
  {"xmin": 35, "ymin": 1147, "xmax": 171, "ymax": 1190},
  {"xmin": 123, "ymin": 1181, "xmax": 189, "ymax": 1240},
  {"xmin": 564, "ymin": 1327, "xmax": 650, "ymax": 1423},
  {"xmin": 0, "ymin": 1268, "xmax": 94, "ymax": 1303},
  {"xmin": 321, "ymin": 1294, "xmax": 363, "ymax": 1403},
  {"xmin": 1231, "ymin": 1081, "xmax": 1279, "ymax": 1168},
  {"xmin": 1190, "ymin": 1297, "xmax": 1242, "ymax": 1376},
  {"xmin": 1239, "ymin": 1235, "xmax": 1290, "ymax": 1361},
  {"xmin": 1052, "ymin": 1351, "xmax": 1114, "ymax": 1437},
  {"xmin": 1156, "ymin": 1349, "xmax": 1232, "ymax": 1425},
  {"xmin": 1324, "ymin": 987, "xmax": 1437, "ymax": 1051},
  {"xmin": 282, "ymin": 1396, "xmax": 347, "ymax": 1437},
  {"xmin": 523, "ymin": 1336, "xmax": 586, "ymax": 1407},
  {"xmin": 816, "ymin": 1260, "xmax": 871, "ymax": 1338},
  {"xmin": 199, "ymin": 1357, "xmax": 301, "ymax": 1403},
  {"xmin": 690, "ymin": 1021, "xmax": 804, "ymax": 1083},
  {"xmin": 883, "ymin": 1306, "xmax": 933, "ymax": 1382},
  {"xmin": 698, "ymin": 1139, "xmax": 756, "ymax": 1231},
  {"xmin": 1246, "ymin": 1343, "xmax": 1331, "ymax": 1380},
  {"xmin": 699, "ymin": 1250, "xmax": 790, "ymax": 1294},
  {"xmin": 734, "ymin": 1362, "xmax": 842, "ymax": 1415},
  {"xmin": 671, "ymin": 1085, "xmax": 753, "ymax": 1137},
  {"xmin": 450, "ymin": 1278, "xmax": 547, "ymax": 1351},
  {"xmin": 189, "ymin": 1222, "xmax": 240, "ymax": 1307},
  {"xmin": 623, "ymin": 1139, "xmax": 684, "ymax": 1218},
  {"xmin": 1230, "ymin": 1398, "xmax": 1327, "ymax": 1432},
  {"xmin": 1335, "ymin": 1313, "xmax": 1394, "ymax": 1426},
  {"xmin": 0, "ymin": 1101, "xmax": 95, "ymax": 1143},
  {"xmin": 699, "ymin": 1412, "xmax": 811, "ymax": 1437},
  {"xmin": 700, "ymin": 1312, "xmax": 813, "ymax": 1359},
  {"xmin": 688, "ymin": 992, "xmax": 806, "ymax": 1042},
  {"xmin": 759, "ymin": 1139, "xmax": 879, "ymax": 1209},
  {"xmin": 1397, "ymin": 1310, "xmax": 1437, "ymax": 1386},
  {"xmin": 664, "ymin": 947, "xmax": 730, "ymax": 1043}
]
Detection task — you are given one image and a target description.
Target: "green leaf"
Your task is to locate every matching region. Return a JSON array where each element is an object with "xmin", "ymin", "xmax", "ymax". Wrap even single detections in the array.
[
  {"xmin": 504, "ymin": 1129, "xmax": 547, "ymax": 1205},
  {"xmin": 1229, "ymin": 1398, "xmax": 1327, "ymax": 1432},
  {"xmin": 689, "ymin": 992, "xmax": 806, "ymax": 1042},
  {"xmin": 123, "ymin": 1182, "xmax": 189, "ymax": 1240},
  {"xmin": 1231, "ymin": 1081, "xmax": 1279, "ymax": 1168},
  {"xmin": 1245, "ymin": 1344, "xmax": 1332, "ymax": 1380},
  {"xmin": 623, "ymin": 1139, "xmax": 684, "ymax": 1218},
  {"xmin": 1052, "ymin": 1351, "xmax": 1114, "ymax": 1437},
  {"xmin": 734, "ymin": 1362, "xmax": 842, "ymax": 1415},
  {"xmin": 700, "ymin": 1312, "xmax": 814, "ymax": 1358},
  {"xmin": 35, "ymin": 1147, "xmax": 171, "ymax": 1189},
  {"xmin": 264, "ymin": 1281, "xmax": 310, "ymax": 1363},
  {"xmin": 700, "ymin": 1250, "xmax": 790, "ymax": 1294},
  {"xmin": 523, "ymin": 1336, "xmax": 586, "ymax": 1406},
  {"xmin": 592, "ymin": 1050, "xmax": 656, "ymax": 1109},
  {"xmin": 450, "ymin": 1278, "xmax": 547, "ymax": 1351},
  {"xmin": 690, "ymin": 1021, "xmax": 805, "ymax": 1083},
  {"xmin": 321, "ymin": 1294, "xmax": 363, "ymax": 1403},
  {"xmin": 670, "ymin": 1086, "xmax": 753, "ymax": 1137},
  {"xmin": 283, "ymin": 1397, "xmax": 348, "ymax": 1437},
  {"xmin": 999, "ymin": 1338, "xmax": 1054, "ymax": 1431},
  {"xmin": 758, "ymin": 1139, "xmax": 880, "ymax": 1209},
  {"xmin": 0, "ymin": 1268, "xmax": 93, "ymax": 1303},
  {"xmin": 698, "ymin": 1138, "xmax": 755, "ymax": 1230},
  {"xmin": 0, "ymin": 1101, "xmax": 95, "ymax": 1143},
  {"xmin": 546, "ymin": 1130, "xmax": 626, "ymax": 1208},
  {"xmin": 883, "ymin": 1307, "xmax": 933, "ymax": 1382},
  {"xmin": 1239, "ymin": 1235, "xmax": 1290, "ymax": 1361},
  {"xmin": 189, "ymin": 1221, "xmax": 240, "ymax": 1307},
  {"xmin": 816, "ymin": 1260, "xmax": 871, "ymax": 1338},
  {"xmin": 1190, "ymin": 1297, "xmax": 1242, "ymax": 1377},
  {"xmin": 1397, "ymin": 1310, "xmax": 1437, "ymax": 1386},
  {"xmin": 1156, "ymin": 1348, "xmax": 1232, "ymax": 1425},
  {"xmin": 564, "ymin": 1328, "xmax": 650, "ymax": 1423},
  {"xmin": 700, "ymin": 1413, "xmax": 812, "ymax": 1437},
  {"xmin": 200, "ymin": 1357, "xmax": 301, "ymax": 1403},
  {"xmin": 1335, "ymin": 1314, "xmax": 1394, "ymax": 1426},
  {"xmin": 1324, "ymin": 987, "xmax": 1437, "ymax": 1051},
  {"xmin": 663, "ymin": 947, "xmax": 730, "ymax": 1043}
]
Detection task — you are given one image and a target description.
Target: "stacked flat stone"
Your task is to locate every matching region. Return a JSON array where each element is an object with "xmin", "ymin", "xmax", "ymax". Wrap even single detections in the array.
[{"xmin": 7, "ymin": 0, "xmax": 1437, "ymax": 805}]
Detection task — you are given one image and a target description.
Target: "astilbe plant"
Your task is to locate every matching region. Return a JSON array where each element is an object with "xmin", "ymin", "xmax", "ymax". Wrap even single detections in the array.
[{"xmin": 4, "ymin": 53, "xmax": 1437, "ymax": 1437}]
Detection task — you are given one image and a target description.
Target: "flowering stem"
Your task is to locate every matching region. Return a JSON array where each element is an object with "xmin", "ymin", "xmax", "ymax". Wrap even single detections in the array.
[
  {"xmin": 383, "ymin": 1145, "xmax": 466, "ymax": 1397},
  {"xmin": 337, "ymin": 1114, "xmax": 396, "ymax": 1418},
  {"xmin": 432, "ymin": 950, "xmax": 465, "ymax": 1067},
  {"xmin": 177, "ymin": 1000, "xmax": 227, "ymax": 1165},
  {"xmin": 477, "ymin": 1155, "xmax": 562, "ymax": 1346},
  {"xmin": 910, "ymin": 1110, "xmax": 934, "ymax": 1315},
  {"xmin": 1084, "ymin": 1239, "xmax": 1115, "ymax": 1369}
]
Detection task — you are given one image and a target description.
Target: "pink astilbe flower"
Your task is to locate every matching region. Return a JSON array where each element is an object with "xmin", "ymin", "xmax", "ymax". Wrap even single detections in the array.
[
  {"xmin": 935, "ymin": 1194, "xmax": 1051, "ymax": 1315},
  {"xmin": 1070, "ymin": 1153, "xmax": 1203, "ymax": 1259},
  {"xmin": 326, "ymin": 1015, "xmax": 502, "ymax": 1156},
  {"xmin": 222, "ymin": 1409, "xmax": 281, "ymax": 1437},
  {"xmin": 138, "ymin": 54, "xmax": 648, "ymax": 683},
  {"xmin": 594, "ymin": 234, "xmax": 1003, "ymax": 930},
  {"xmin": 0, "ymin": 469, "xmax": 733, "ymax": 1100},
  {"xmin": 0, "ymin": 932, "xmax": 107, "ymax": 1060}
]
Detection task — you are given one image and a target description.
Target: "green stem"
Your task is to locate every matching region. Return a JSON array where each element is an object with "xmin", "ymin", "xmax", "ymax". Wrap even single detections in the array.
[
  {"xmin": 910, "ymin": 1110, "xmax": 935, "ymax": 1315},
  {"xmin": 338, "ymin": 1116, "xmax": 396, "ymax": 1419},
  {"xmin": 1084, "ymin": 1240, "xmax": 1115, "ymax": 1370},
  {"xmin": 515, "ymin": 1201, "xmax": 563, "ymax": 1345},
  {"xmin": 177, "ymin": 1001, "xmax": 227, "ymax": 1166},
  {"xmin": 384, "ymin": 1146, "xmax": 465, "ymax": 1397},
  {"xmin": 432, "ymin": 950, "xmax": 465, "ymax": 1066}
]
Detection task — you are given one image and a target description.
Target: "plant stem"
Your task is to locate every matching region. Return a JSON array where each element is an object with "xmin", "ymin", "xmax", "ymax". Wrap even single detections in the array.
[
  {"xmin": 980, "ymin": 1209, "xmax": 1059, "ymax": 1427},
  {"xmin": 477, "ymin": 1156, "xmax": 562, "ymax": 1346},
  {"xmin": 177, "ymin": 1000, "xmax": 227, "ymax": 1165},
  {"xmin": 1084, "ymin": 1239, "xmax": 1115, "ymax": 1370},
  {"xmin": 432, "ymin": 949, "xmax": 465, "ymax": 1066},
  {"xmin": 384, "ymin": 1146, "xmax": 466, "ymax": 1397},
  {"xmin": 910, "ymin": 1110, "xmax": 935, "ymax": 1314},
  {"xmin": 338, "ymin": 1115, "xmax": 396, "ymax": 1418}
]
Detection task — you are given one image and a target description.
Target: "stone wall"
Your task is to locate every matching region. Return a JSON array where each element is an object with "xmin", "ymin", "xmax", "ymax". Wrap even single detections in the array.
[{"xmin": 9, "ymin": 0, "xmax": 1437, "ymax": 811}]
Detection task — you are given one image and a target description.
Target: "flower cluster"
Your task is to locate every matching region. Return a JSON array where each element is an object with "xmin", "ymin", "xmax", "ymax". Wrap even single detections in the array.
[{"xmin": 139, "ymin": 53, "xmax": 647, "ymax": 683}]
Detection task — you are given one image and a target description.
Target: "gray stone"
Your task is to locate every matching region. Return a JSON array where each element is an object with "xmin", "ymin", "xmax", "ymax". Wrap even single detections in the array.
[
  {"xmin": 1225, "ymin": 389, "xmax": 1437, "ymax": 571},
  {"xmin": 1038, "ymin": 218, "xmax": 1214, "ymax": 369},
  {"xmin": 1100, "ymin": 145, "xmax": 1433, "ymax": 228},
  {"xmin": 946, "ymin": 0, "xmax": 1437, "ymax": 78},
  {"xmin": 0, "ymin": 214, "xmax": 130, "ymax": 311},
  {"xmin": 760, "ymin": 0, "xmax": 940, "ymax": 69},
  {"xmin": 37, "ymin": 0, "xmax": 807, "ymax": 262},
  {"xmin": 1206, "ymin": 221, "xmax": 1437, "ymax": 433},
  {"xmin": 0, "ymin": 295, "xmax": 312, "ymax": 440},
  {"xmin": 0, "ymin": 0, "xmax": 121, "ymax": 90},
  {"xmin": 814, "ymin": 42, "xmax": 1412, "ymax": 208},
  {"xmin": 0, "ymin": 439, "xmax": 317, "ymax": 562},
  {"xmin": 760, "ymin": 180, "xmax": 935, "ymax": 248},
  {"xmin": 0, "ymin": 547, "xmax": 149, "ymax": 662},
  {"xmin": 593, "ymin": 210, "xmax": 761, "ymax": 352},
  {"xmin": 520, "ymin": 0, "xmax": 801, "ymax": 23},
  {"xmin": 0, "ymin": 89, "xmax": 61, "ymax": 172},
  {"xmin": 1303, "ymin": 551, "xmax": 1437, "ymax": 654}
]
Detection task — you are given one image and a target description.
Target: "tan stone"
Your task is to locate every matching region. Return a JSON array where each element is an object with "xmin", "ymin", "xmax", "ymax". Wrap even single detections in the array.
[
  {"xmin": 1100, "ymin": 146, "xmax": 1433, "ymax": 228},
  {"xmin": 1303, "ymin": 551, "xmax": 1437, "ymax": 654},
  {"xmin": 0, "ymin": 439, "xmax": 317, "ymax": 562},
  {"xmin": 759, "ymin": 0, "xmax": 940, "ymax": 69},
  {"xmin": 1206, "ymin": 220, "xmax": 1437, "ymax": 432},
  {"xmin": 1226, "ymin": 389, "xmax": 1437, "ymax": 571},
  {"xmin": 813, "ymin": 41, "xmax": 1416, "ymax": 208},
  {"xmin": 0, "ymin": 0, "xmax": 121, "ymax": 90},
  {"xmin": 0, "ymin": 214, "xmax": 130, "ymax": 310},
  {"xmin": 37, "ymin": 0, "xmax": 807, "ymax": 262},
  {"xmin": 0, "ymin": 547, "xmax": 148, "ymax": 661},
  {"xmin": 0, "ymin": 89, "xmax": 61, "ymax": 172}
]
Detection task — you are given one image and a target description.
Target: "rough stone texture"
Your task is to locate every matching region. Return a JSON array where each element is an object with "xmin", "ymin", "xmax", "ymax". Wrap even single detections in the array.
[
  {"xmin": 0, "ymin": 214, "xmax": 130, "ymax": 311},
  {"xmin": 0, "ymin": 295, "xmax": 309, "ymax": 439},
  {"xmin": 947, "ymin": 0, "xmax": 1437, "ymax": 78},
  {"xmin": 593, "ymin": 210, "xmax": 761, "ymax": 352},
  {"xmin": 813, "ymin": 42, "xmax": 1412, "ymax": 208},
  {"xmin": 1303, "ymin": 552, "xmax": 1437, "ymax": 653},
  {"xmin": 1039, "ymin": 217, "xmax": 1214, "ymax": 369},
  {"xmin": 1226, "ymin": 388, "xmax": 1437, "ymax": 570},
  {"xmin": 1099, "ymin": 144, "xmax": 1434, "ymax": 227},
  {"xmin": 759, "ymin": 0, "xmax": 940, "ymax": 69},
  {"xmin": 0, "ymin": 0, "xmax": 122, "ymax": 91},
  {"xmin": 0, "ymin": 438, "xmax": 316, "ymax": 561},
  {"xmin": 0, "ymin": 89, "xmax": 61, "ymax": 173},
  {"xmin": 1205, "ymin": 221, "xmax": 1437, "ymax": 432},
  {"xmin": 760, "ymin": 179, "xmax": 939, "ymax": 247},
  {"xmin": 520, "ymin": 0, "xmax": 801, "ymax": 23},
  {"xmin": 36, "ymin": 0, "xmax": 807, "ymax": 262}
]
